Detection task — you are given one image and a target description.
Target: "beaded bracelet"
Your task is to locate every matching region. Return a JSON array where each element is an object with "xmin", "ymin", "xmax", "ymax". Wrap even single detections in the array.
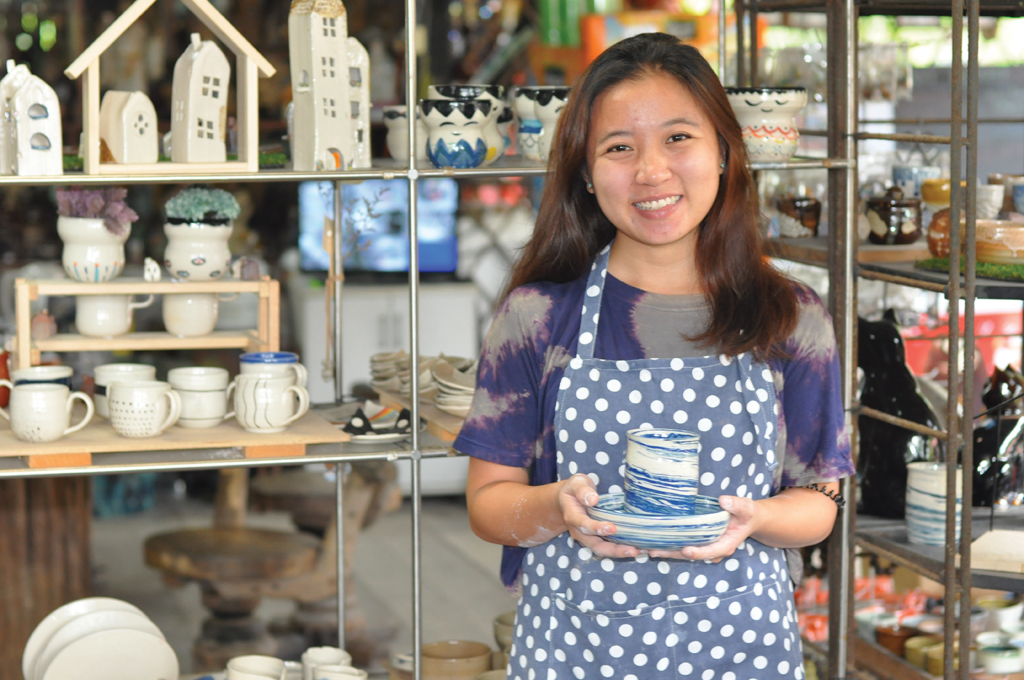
[{"xmin": 801, "ymin": 482, "xmax": 846, "ymax": 509}]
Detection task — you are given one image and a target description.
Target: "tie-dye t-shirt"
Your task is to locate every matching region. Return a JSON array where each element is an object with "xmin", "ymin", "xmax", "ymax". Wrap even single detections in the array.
[{"xmin": 454, "ymin": 271, "xmax": 854, "ymax": 588}]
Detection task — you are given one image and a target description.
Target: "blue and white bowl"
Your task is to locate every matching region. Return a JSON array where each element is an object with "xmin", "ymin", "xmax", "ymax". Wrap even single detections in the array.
[
  {"xmin": 623, "ymin": 428, "xmax": 700, "ymax": 515},
  {"xmin": 905, "ymin": 461, "xmax": 962, "ymax": 546},
  {"xmin": 587, "ymin": 494, "xmax": 729, "ymax": 550}
]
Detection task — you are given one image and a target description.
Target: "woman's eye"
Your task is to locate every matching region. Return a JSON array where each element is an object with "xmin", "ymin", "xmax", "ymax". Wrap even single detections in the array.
[
  {"xmin": 606, "ymin": 144, "xmax": 630, "ymax": 153},
  {"xmin": 669, "ymin": 133, "xmax": 689, "ymax": 143}
]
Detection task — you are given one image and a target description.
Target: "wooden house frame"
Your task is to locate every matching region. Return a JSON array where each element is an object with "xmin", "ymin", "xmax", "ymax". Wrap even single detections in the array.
[{"xmin": 65, "ymin": 0, "xmax": 275, "ymax": 175}]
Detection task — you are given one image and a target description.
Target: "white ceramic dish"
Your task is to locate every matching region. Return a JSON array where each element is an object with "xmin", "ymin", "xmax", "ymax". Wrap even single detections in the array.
[
  {"xmin": 435, "ymin": 403, "xmax": 472, "ymax": 417},
  {"xmin": 586, "ymin": 493, "xmax": 730, "ymax": 550},
  {"xmin": 22, "ymin": 597, "xmax": 145, "ymax": 680},
  {"xmin": 33, "ymin": 610, "xmax": 164, "ymax": 680},
  {"xmin": 38, "ymin": 628, "xmax": 178, "ymax": 680}
]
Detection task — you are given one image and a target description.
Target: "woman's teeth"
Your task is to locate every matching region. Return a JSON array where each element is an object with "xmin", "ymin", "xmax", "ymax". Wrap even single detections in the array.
[{"xmin": 634, "ymin": 195, "xmax": 681, "ymax": 211}]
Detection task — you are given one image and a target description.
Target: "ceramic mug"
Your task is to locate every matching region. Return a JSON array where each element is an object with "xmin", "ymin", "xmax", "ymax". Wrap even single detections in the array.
[
  {"xmin": 107, "ymin": 380, "xmax": 182, "ymax": 438},
  {"xmin": 227, "ymin": 655, "xmax": 286, "ymax": 680},
  {"xmin": 623, "ymin": 428, "xmax": 700, "ymax": 515},
  {"xmin": 75, "ymin": 294, "xmax": 155, "ymax": 337},
  {"xmin": 12, "ymin": 365, "xmax": 73, "ymax": 388},
  {"xmin": 892, "ymin": 164, "xmax": 942, "ymax": 198},
  {"xmin": 428, "ymin": 84, "xmax": 506, "ymax": 165},
  {"xmin": 163, "ymin": 292, "xmax": 237, "ymax": 337},
  {"xmin": 167, "ymin": 366, "xmax": 230, "ymax": 428},
  {"xmin": 531, "ymin": 86, "xmax": 571, "ymax": 163},
  {"xmin": 311, "ymin": 665, "xmax": 367, "ymax": 680},
  {"xmin": 513, "ymin": 88, "xmax": 543, "ymax": 162},
  {"xmin": 382, "ymin": 105, "xmax": 429, "ymax": 162},
  {"xmin": 240, "ymin": 352, "xmax": 308, "ymax": 387},
  {"xmin": 977, "ymin": 184, "xmax": 1006, "ymax": 219},
  {"xmin": 302, "ymin": 647, "xmax": 352, "ymax": 680},
  {"xmin": 94, "ymin": 363, "xmax": 157, "ymax": 419},
  {"xmin": 226, "ymin": 373, "xmax": 310, "ymax": 433},
  {"xmin": 905, "ymin": 461, "xmax": 962, "ymax": 546},
  {"xmin": 420, "ymin": 99, "xmax": 491, "ymax": 169},
  {"xmin": 0, "ymin": 381, "xmax": 93, "ymax": 442}
]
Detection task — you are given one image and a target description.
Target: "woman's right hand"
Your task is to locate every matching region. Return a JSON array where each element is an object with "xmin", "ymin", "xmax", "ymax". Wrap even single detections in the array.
[{"xmin": 558, "ymin": 474, "xmax": 640, "ymax": 559}]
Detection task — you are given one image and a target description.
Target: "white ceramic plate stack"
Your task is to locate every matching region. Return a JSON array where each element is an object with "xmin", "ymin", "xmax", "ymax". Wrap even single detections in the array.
[
  {"xmin": 23, "ymin": 596, "xmax": 178, "ymax": 680},
  {"xmin": 432, "ymin": 359, "xmax": 477, "ymax": 418},
  {"xmin": 396, "ymin": 355, "xmax": 438, "ymax": 397},
  {"xmin": 369, "ymin": 349, "xmax": 407, "ymax": 393}
]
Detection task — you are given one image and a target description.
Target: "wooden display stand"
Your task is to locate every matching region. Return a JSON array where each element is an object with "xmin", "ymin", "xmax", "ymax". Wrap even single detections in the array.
[
  {"xmin": 765, "ymin": 236, "xmax": 932, "ymax": 266},
  {"xmin": 11, "ymin": 276, "xmax": 280, "ymax": 370}
]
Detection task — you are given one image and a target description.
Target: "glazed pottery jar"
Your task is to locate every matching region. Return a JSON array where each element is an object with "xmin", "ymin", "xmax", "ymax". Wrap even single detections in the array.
[
  {"xmin": 532, "ymin": 86, "xmax": 571, "ymax": 162},
  {"xmin": 382, "ymin": 105, "xmax": 428, "ymax": 162},
  {"xmin": 725, "ymin": 87, "xmax": 807, "ymax": 162},
  {"xmin": 57, "ymin": 216, "xmax": 130, "ymax": 283},
  {"xmin": 164, "ymin": 220, "xmax": 233, "ymax": 281},
  {"xmin": 428, "ymin": 85, "xmax": 506, "ymax": 165},
  {"xmin": 976, "ymin": 220, "xmax": 1024, "ymax": 265},
  {"xmin": 776, "ymin": 196, "xmax": 822, "ymax": 237},
  {"xmin": 866, "ymin": 187, "xmax": 922, "ymax": 245},
  {"xmin": 75, "ymin": 294, "xmax": 154, "ymax": 338},
  {"xmin": 420, "ymin": 99, "xmax": 490, "ymax": 169},
  {"xmin": 513, "ymin": 88, "xmax": 543, "ymax": 161}
]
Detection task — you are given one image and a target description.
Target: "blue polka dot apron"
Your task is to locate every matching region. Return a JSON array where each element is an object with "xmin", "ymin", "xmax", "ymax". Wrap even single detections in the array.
[{"xmin": 506, "ymin": 245, "xmax": 804, "ymax": 680}]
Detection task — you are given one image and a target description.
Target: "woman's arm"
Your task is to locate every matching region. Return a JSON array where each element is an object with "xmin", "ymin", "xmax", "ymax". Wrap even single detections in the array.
[
  {"xmin": 466, "ymin": 457, "xmax": 642, "ymax": 559},
  {"xmin": 649, "ymin": 482, "xmax": 840, "ymax": 561}
]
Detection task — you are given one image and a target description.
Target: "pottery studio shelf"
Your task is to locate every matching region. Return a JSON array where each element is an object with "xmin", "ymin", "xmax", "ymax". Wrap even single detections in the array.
[
  {"xmin": 858, "ymin": 261, "xmax": 1024, "ymax": 299},
  {"xmin": 375, "ymin": 389, "xmax": 465, "ymax": 443},
  {"xmin": 765, "ymin": 237, "xmax": 933, "ymax": 268},
  {"xmin": 11, "ymin": 276, "xmax": 279, "ymax": 369},
  {"xmin": 855, "ymin": 505, "xmax": 1024, "ymax": 592}
]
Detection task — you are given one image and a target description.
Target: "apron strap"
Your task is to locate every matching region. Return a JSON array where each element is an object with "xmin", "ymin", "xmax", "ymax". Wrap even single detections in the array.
[{"xmin": 576, "ymin": 244, "xmax": 612, "ymax": 361}]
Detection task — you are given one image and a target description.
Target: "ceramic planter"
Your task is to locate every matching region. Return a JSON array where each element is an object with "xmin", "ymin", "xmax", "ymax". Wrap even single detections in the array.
[
  {"xmin": 163, "ymin": 220, "xmax": 233, "ymax": 281},
  {"xmin": 866, "ymin": 186, "xmax": 922, "ymax": 245},
  {"xmin": 428, "ymin": 85, "xmax": 506, "ymax": 165},
  {"xmin": 532, "ymin": 86, "xmax": 570, "ymax": 162},
  {"xmin": 513, "ymin": 89, "xmax": 543, "ymax": 162},
  {"xmin": 420, "ymin": 99, "xmax": 490, "ymax": 169},
  {"xmin": 382, "ymin": 105, "xmax": 429, "ymax": 163},
  {"xmin": 57, "ymin": 216, "xmax": 130, "ymax": 283},
  {"xmin": 725, "ymin": 87, "xmax": 807, "ymax": 162}
]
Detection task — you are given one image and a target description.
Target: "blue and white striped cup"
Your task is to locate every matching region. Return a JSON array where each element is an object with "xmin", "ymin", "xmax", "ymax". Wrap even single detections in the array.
[
  {"xmin": 623, "ymin": 428, "xmax": 700, "ymax": 515},
  {"xmin": 905, "ymin": 461, "xmax": 962, "ymax": 546}
]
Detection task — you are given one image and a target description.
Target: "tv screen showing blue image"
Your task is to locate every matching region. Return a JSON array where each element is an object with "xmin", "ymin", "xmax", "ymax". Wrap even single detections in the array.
[{"xmin": 298, "ymin": 179, "xmax": 459, "ymax": 274}]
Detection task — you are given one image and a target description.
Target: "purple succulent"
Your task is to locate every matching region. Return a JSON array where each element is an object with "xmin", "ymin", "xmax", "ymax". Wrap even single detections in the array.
[{"xmin": 56, "ymin": 187, "xmax": 139, "ymax": 236}]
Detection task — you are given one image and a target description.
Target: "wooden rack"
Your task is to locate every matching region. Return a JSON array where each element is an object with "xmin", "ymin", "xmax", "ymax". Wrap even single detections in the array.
[{"xmin": 12, "ymin": 276, "xmax": 279, "ymax": 369}]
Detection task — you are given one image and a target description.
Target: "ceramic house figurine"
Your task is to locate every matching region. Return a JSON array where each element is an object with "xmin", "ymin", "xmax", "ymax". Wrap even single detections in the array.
[
  {"xmin": 171, "ymin": 34, "xmax": 230, "ymax": 163},
  {"xmin": 0, "ymin": 60, "xmax": 62, "ymax": 176},
  {"xmin": 64, "ymin": 0, "xmax": 275, "ymax": 174},
  {"xmin": 288, "ymin": 0, "xmax": 372, "ymax": 171},
  {"xmin": 99, "ymin": 90, "xmax": 159, "ymax": 164}
]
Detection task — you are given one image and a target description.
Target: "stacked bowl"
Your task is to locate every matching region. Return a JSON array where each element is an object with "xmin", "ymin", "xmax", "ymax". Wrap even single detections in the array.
[
  {"xmin": 586, "ymin": 429, "xmax": 730, "ymax": 550},
  {"xmin": 431, "ymin": 359, "xmax": 477, "ymax": 417}
]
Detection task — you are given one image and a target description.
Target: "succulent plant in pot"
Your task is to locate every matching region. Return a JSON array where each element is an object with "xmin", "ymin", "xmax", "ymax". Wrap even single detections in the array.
[
  {"xmin": 56, "ymin": 187, "xmax": 139, "ymax": 283},
  {"xmin": 163, "ymin": 187, "xmax": 240, "ymax": 281}
]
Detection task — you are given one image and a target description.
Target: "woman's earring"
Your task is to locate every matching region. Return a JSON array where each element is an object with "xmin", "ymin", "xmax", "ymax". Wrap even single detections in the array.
[
  {"xmin": 587, "ymin": 181, "xmax": 593, "ymax": 189},
  {"xmin": 720, "ymin": 162, "xmax": 726, "ymax": 169}
]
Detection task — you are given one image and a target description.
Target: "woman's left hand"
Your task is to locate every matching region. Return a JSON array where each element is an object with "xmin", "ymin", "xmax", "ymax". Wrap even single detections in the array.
[{"xmin": 648, "ymin": 495, "xmax": 760, "ymax": 562}]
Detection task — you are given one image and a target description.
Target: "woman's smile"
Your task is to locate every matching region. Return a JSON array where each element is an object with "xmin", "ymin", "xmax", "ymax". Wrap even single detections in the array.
[{"xmin": 633, "ymin": 194, "xmax": 681, "ymax": 212}]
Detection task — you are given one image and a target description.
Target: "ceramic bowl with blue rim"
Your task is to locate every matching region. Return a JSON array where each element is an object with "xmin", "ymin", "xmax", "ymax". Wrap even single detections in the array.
[
  {"xmin": 240, "ymin": 351, "xmax": 299, "ymax": 364},
  {"xmin": 623, "ymin": 428, "xmax": 700, "ymax": 515},
  {"xmin": 587, "ymin": 494, "xmax": 729, "ymax": 550}
]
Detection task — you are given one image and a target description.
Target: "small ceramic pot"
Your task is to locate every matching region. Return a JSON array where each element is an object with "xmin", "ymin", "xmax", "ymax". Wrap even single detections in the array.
[
  {"xmin": 167, "ymin": 367, "xmax": 230, "ymax": 429},
  {"xmin": 75, "ymin": 294, "xmax": 155, "ymax": 337},
  {"xmin": 428, "ymin": 85, "xmax": 506, "ymax": 165},
  {"xmin": 493, "ymin": 611, "xmax": 515, "ymax": 652},
  {"xmin": 990, "ymin": 174, "xmax": 1024, "ymax": 214},
  {"xmin": 530, "ymin": 87, "xmax": 570, "ymax": 163},
  {"xmin": 921, "ymin": 178, "xmax": 952, "ymax": 206},
  {"xmin": 0, "ymin": 381, "xmax": 93, "ymax": 442},
  {"xmin": 57, "ymin": 216, "xmax": 130, "ymax": 283},
  {"xmin": 240, "ymin": 351, "xmax": 308, "ymax": 387},
  {"xmin": 725, "ymin": 87, "xmax": 807, "ymax": 162},
  {"xmin": 420, "ymin": 99, "xmax": 491, "ymax": 169},
  {"xmin": 875, "ymin": 624, "xmax": 920, "ymax": 657},
  {"xmin": 107, "ymin": 380, "xmax": 182, "ymax": 438},
  {"xmin": 164, "ymin": 220, "xmax": 233, "ymax": 281},
  {"xmin": 382, "ymin": 106, "xmax": 429, "ymax": 163},
  {"xmin": 906, "ymin": 462, "xmax": 962, "ymax": 546},
  {"xmin": 311, "ymin": 666, "xmax": 367, "ymax": 680},
  {"xmin": 93, "ymin": 363, "xmax": 157, "ymax": 419},
  {"xmin": 904, "ymin": 635, "xmax": 942, "ymax": 669},
  {"xmin": 866, "ymin": 186, "xmax": 922, "ymax": 245},
  {"xmin": 513, "ymin": 89, "xmax": 543, "ymax": 162},
  {"xmin": 926, "ymin": 208, "xmax": 955, "ymax": 258},
  {"xmin": 302, "ymin": 647, "xmax": 352, "ymax": 680},
  {"xmin": 226, "ymin": 373, "xmax": 310, "ymax": 433},
  {"xmin": 977, "ymin": 184, "xmax": 1005, "ymax": 219},
  {"xmin": 12, "ymin": 365, "xmax": 73, "ymax": 388},
  {"xmin": 623, "ymin": 428, "xmax": 700, "ymax": 515},
  {"xmin": 421, "ymin": 640, "xmax": 492, "ymax": 679},
  {"xmin": 227, "ymin": 655, "xmax": 286, "ymax": 680},
  {"xmin": 980, "ymin": 646, "xmax": 1024, "ymax": 674},
  {"xmin": 855, "ymin": 609, "xmax": 898, "ymax": 642},
  {"xmin": 496, "ymin": 106, "xmax": 515, "ymax": 155},
  {"xmin": 892, "ymin": 164, "xmax": 941, "ymax": 198},
  {"xmin": 776, "ymin": 196, "xmax": 821, "ymax": 237},
  {"xmin": 979, "ymin": 599, "xmax": 1024, "ymax": 632},
  {"xmin": 976, "ymin": 219, "xmax": 1024, "ymax": 265},
  {"xmin": 163, "ymin": 293, "xmax": 223, "ymax": 337}
]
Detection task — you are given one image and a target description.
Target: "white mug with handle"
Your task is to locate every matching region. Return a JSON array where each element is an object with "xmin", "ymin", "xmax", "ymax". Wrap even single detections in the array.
[
  {"xmin": 226, "ymin": 373, "xmax": 310, "ymax": 433},
  {"xmin": 107, "ymin": 380, "xmax": 182, "ymax": 438},
  {"xmin": 0, "ymin": 380, "xmax": 94, "ymax": 442}
]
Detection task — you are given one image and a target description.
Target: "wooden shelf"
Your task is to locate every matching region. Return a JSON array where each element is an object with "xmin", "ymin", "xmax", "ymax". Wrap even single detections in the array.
[
  {"xmin": 766, "ymin": 236, "xmax": 933, "ymax": 267},
  {"xmin": 0, "ymin": 410, "xmax": 350, "ymax": 469},
  {"xmin": 22, "ymin": 277, "xmax": 268, "ymax": 295},
  {"xmin": 376, "ymin": 390, "xmax": 464, "ymax": 443},
  {"xmin": 32, "ymin": 329, "xmax": 261, "ymax": 353}
]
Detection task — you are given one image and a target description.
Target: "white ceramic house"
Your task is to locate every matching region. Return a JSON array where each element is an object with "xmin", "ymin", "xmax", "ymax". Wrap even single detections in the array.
[
  {"xmin": 0, "ymin": 61, "xmax": 63, "ymax": 176},
  {"xmin": 288, "ymin": 0, "xmax": 371, "ymax": 171},
  {"xmin": 170, "ymin": 34, "xmax": 231, "ymax": 163},
  {"xmin": 64, "ymin": 0, "xmax": 275, "ymax": 175},
  {"xmin": 99, "ymin": 90, "xmax": 158, "ymax": 164}
]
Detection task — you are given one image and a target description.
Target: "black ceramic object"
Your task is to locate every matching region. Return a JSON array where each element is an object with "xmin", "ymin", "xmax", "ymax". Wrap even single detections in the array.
[
  {"xmin": 857, "ymin": 312, "xmax": 944, "ymax": 518},
  {"xmin": 972, "ymin": 365, "xmax": 1024, "ymax": 507}
]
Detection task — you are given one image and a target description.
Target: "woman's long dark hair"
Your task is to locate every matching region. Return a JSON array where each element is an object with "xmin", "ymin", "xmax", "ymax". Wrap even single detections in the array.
[{"xmin": 504, "ymin": 33, "xmax": 798, "ymax": 359}]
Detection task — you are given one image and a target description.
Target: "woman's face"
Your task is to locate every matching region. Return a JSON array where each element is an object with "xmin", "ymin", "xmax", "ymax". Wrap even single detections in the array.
[{"xmin": 587, "ymin": 72, "xmax": 723, "ymax": 255}]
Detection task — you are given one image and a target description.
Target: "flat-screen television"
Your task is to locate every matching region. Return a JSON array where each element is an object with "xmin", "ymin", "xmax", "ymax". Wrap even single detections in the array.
[{"xmin": 298, "ymin": 179, "xmax": 459, "ymax": 275}]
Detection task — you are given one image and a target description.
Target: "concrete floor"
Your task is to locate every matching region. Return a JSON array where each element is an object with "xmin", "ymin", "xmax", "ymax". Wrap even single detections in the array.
[{"xmin": 91, "ymin": 485, "xmax": 515, "ymax": 677}]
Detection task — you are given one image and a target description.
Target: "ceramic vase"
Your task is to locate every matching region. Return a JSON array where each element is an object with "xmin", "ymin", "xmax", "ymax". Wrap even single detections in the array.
[
  {"xmin": 513, "ymin": 89, "xmax": 543, "ymax": 162},
  {"xmin": 420, "ymin": 99, "xmax": 490, "ymax": 169},
  {"xmin": 382, "ymin": 105, "xmax": 428, "ymax": 163},
  {"xmin": 163, "ymin": 220, "xmax": 232, "ymax": 281},
  {"xmin": 906, "ymin": 461, "xmax": 962, "ymax": 546},
  {"xmin": 428, "ymin": 85, "xmax": 506, "ymax": 165},
  {"xmin": 57, "ymin": 216, "xmax": 130, "ymax": 283},
  {"xmin": 532, "ymin": 86, "xmax": 571, "ymax": 162},
  {"xmin": 725, "ymin": 87, "xmax": 807, "ymax": 162}
]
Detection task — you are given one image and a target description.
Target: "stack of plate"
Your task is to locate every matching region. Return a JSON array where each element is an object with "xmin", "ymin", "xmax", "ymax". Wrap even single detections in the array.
[
  {"xmin": 432, "ymin": 359, "xmax": 477, "ymax": 417},
  {"xmin": 369, "ymin": 350, "xmax": 408, "ymax": 393},
  {"xmin": 23, "ymin": 597, "xmax": 178, "ymax": 680},
  {"xmin": 587, "ymin": 494, "xmax": 731, "ymax": 550},
  {"xmin": 396, "ymin": 356, "xmax": 439, "ymax": 397}
]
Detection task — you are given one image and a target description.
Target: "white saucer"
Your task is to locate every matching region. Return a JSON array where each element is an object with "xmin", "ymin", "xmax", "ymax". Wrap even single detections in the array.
[
  {"xmin": 39, "ymin": 628, "xmax": 178, "ymax": 680},
  {"xmin": 23, "ymin": 597, "xmax": 144, "ymax": 680},
  {"xmin": 33, "ymin": 610, "xmax": 164, "ymax": 680}
]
